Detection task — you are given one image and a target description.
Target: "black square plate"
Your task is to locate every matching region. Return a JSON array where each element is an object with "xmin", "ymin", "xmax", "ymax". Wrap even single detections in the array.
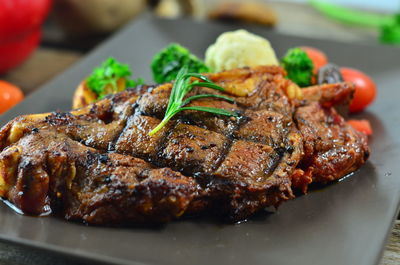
[{"xmin": 1, "ymin": 16, "xmax": 399, "ymax": 265}]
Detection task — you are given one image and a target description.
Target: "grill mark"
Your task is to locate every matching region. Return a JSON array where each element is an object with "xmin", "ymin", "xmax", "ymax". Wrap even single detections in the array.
[
  {"xmin": 207, "ymin": 113, "xmax": 248, "ymax": 175},
  {"xmin": 229, "ymin": 108, "xmax": 286, "ymax": 176},
  {"xmin": 143, "ymin": 92, "xmax": 292, "ymax": 180},
  {"xmin": 118, "ymin": 90, "xmax": 178, "ymax": 168},
  {"xmin": 268, "ymin": 119, "xmax": 299, "ymax": 178},
  {"xmin": 265, "ymin": 147, "xmax": 286, "ymax": 178},
  {"xmin": 153, "ymin": 121, "xmax": 179, "ymax": 168},
  {"xmin": 67, "ymin": 72, "xmax": 293, "ymax": 181},
  {"xmin": 228, "ymin": 108, "xmax": 296, "ymax": 182},
  {"xmin": 211, "ymin": 136, "xmax": 234, "ymax": 174},
  {"xmin": 60, "ymin": 76, "xmax": 294, "ymax": 184},
  {"xmin": 108, "ymin": 102, "xmax": 140, "ymax": 152},
  {"xmin": 133, "ymin": 86, "xmax": 245, "ymax": 174}
]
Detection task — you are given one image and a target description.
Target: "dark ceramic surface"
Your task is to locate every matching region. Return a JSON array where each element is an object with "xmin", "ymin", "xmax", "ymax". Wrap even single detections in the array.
[{"xmin": 0, "ymin": 16, "xmax": 399, "ymax": 265}]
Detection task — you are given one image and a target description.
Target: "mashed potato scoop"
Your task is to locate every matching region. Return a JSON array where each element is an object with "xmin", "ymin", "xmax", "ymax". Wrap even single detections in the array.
[{"xmin": 205, "ymin": 29, "xmax": 279, "ymax": 73}]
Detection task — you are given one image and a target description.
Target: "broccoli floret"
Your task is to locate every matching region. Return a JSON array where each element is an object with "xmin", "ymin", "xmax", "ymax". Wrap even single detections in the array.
[
  {"xmin": 151, "ymin": 43, "xmax": 210, "ymax": 84},
  {"xmin": 86, "ymin": 57, "xmax": 143, "ymax": 99},
  {"xmin": 281, "ymin": 48, "xmax": 314, "ymax": 87}
]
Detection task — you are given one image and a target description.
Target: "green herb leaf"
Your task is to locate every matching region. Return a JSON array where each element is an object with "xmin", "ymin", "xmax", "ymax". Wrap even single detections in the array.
[
  {"xmin": 179, "ymin": 106, "xmax": 238, "ymax": 116},
  {"xmin": 149, "ymin": 67, "xmax": 237, "ymax": 136},
  {"xmin": 86, "ymin": 57, "xmax": 143, "ymax": 99},
  {"xmin": 182, "ymin": 94, "xmax": 235, "ymax": 106}
]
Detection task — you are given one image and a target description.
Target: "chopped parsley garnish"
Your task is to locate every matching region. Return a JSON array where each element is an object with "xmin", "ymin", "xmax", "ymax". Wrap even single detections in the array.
[{"xmin": 86, "ymin": 57, "xmax": 143, "ymax": 99}]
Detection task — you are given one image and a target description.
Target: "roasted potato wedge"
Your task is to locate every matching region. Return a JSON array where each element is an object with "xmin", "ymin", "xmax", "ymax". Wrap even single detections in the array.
[
  {"xmin": 72, "ymin": 80, "xmax": 98, "ymax": 109},
  {"xmin": 72, "ymin": 77, "xmax": 128, "ymax": 109}
]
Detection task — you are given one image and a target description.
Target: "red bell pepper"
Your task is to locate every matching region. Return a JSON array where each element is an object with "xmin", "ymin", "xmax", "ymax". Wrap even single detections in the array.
[{"xmin": 0, "ymin": 0, "xmax": 52, "ymax": 74}]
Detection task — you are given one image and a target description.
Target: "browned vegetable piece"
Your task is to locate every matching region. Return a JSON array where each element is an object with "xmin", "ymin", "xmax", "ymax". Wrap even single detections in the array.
[
  {"xmin": 72, "ymin": 77, "xmax": 129, "ymax": 109},
  {"xmin": 208, "ymin": 1, "xmax": 277, "ymax": 26},
  {"xmin": 72, "ymin": 80, "xmax": 98, "ymax": 109}
]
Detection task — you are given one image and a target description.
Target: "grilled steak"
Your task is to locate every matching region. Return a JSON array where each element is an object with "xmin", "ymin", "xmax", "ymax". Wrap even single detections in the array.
[{"xmin": 0, "ymin": 66, "xmax": 369, "ymax": 225}]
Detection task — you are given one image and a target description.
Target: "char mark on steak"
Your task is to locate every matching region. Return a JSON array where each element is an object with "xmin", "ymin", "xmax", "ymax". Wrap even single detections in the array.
[{"xmin": 0, "ymin": 66, "xmax": 369, "ymax": 225}]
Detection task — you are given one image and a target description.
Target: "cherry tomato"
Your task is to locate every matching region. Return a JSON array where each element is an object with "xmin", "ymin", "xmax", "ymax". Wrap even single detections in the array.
[
  {"xmin": 340, "ymin": 67, "xmax": 377, "ymax": 113},
  {"xmin": 300, "ymin": 46, "xmax": 328, "ymax": 73},
  {"xmin": 347, "ymin": 119, "xmax": 373, "ymax": 136},
  {"xmin": 0, "ymin": 81, "xmax": 24, "ymax": 114}
]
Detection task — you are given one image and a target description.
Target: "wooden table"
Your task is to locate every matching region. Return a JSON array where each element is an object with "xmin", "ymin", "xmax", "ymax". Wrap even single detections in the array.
[{"xmin": 0, "ymin": 2, "xmax": 398, "ymax": 265}]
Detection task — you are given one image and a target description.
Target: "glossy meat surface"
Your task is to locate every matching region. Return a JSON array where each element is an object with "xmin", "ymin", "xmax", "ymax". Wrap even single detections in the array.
[{"xmin": 0, "ymin": 66, "xmax": 369, "ymax": 224}]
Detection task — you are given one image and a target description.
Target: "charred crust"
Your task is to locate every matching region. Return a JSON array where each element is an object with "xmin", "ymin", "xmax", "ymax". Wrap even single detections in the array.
[{"xmin": 0, "ymin": 66, "xmax": 369, "ymax": 224}]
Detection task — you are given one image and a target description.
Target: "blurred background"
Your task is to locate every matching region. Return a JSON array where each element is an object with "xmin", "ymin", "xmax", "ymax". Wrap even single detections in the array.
[{"xmin": 0, "ymin": 0, "xmax": 399, "ymax": 109}]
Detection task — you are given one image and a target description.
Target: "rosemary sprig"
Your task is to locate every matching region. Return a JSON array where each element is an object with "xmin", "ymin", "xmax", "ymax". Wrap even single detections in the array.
[{"xmin": 149, "ymin": 67, "xmax": 237, "ymax": 136}]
